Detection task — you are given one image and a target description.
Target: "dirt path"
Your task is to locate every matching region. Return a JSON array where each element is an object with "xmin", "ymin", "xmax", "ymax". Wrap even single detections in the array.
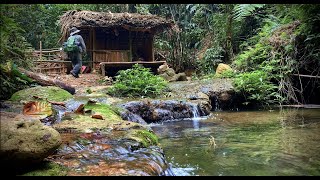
[{"xmin": 48, "ymin": 72, "xmax": 106, "ymax": 88}]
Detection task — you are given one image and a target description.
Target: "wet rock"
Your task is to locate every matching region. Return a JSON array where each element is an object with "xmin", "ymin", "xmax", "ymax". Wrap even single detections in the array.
[
  {"xmin": 166, "ymin": 68, "xmax": 176, "ymax": 77},
  {"xmin": 170, "ymin": 72, "xmax": 187, "ymax": 82},
  {"xmin": 219, "ymin": 92, "xmax": 231, "ymax": 101},
  {"xmin": 188, "ymin": 92, "xmax": 209, "ymax": 101},
  {"xmin": 168, "ymin": 78, "xmax": 240, "ymax": 110},
  {"xmin": 50, "ymin": 129, "xmax": 172, "ymax": 176},
  {"xmin": 159, "ymin": 73, "xmax": 170, "ymax": 81},
  {"xmin": 120, "ymin": 100, "xmax": 209, "ymax": 123},
  {"xmin": 158, "ymin": 64, "xmax": 187, "ymax": 82},
  {"xmin": 157, "ymin": 63, "xmax": 169, "ymax": 74},
  {"xmin": 194, "ymin": 100, "xmax": 212, "ymax": 115},
  {"xmin": 120, "ymin": 110, "xmax": 148, "ymax": 125},
  {"xmin": 0, "ymin": 112, "xmax": 62, "ymax": 167}
]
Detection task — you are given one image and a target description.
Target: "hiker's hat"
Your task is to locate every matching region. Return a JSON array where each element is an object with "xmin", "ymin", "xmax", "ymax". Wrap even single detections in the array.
[{"xmin": 70, "ymin": 27, "xmax": 80, "ymax": 36}]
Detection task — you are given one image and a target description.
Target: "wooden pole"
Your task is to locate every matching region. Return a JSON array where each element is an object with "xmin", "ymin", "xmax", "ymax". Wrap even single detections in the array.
[
  {"xmin": 92, "ymin": 28, "xmax": 96, "ymax": 70},
  {"xmin": 293, "ymin": 74, "xmax": 320, "ymax": 79},
  {"xmin": 129, "ymin": 30, "xmax": 132, "ymax": 62},
  {"xmin": 39, "ymin": 41, "xmax": 42, "ymax": 60},
  {"xmin": 151, "ymin": 35, "xmax": 154, "ymax": 62}
]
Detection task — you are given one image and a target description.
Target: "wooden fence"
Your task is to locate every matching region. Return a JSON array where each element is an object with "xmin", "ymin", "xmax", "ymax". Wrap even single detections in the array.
[{"xmin": 28, "ymin": 48, "xmax": 71, "ymax": 75}]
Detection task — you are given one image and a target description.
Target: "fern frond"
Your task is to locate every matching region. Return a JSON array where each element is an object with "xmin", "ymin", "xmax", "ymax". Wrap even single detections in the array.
[{"xmin": 233, "ymin": 4, "xmax": 265, "ymax": 21}]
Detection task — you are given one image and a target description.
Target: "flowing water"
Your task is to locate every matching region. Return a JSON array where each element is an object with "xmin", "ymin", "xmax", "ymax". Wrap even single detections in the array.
[{"xmin": 151, "ymin": 108, "xmax": 320, "ymax": 176}]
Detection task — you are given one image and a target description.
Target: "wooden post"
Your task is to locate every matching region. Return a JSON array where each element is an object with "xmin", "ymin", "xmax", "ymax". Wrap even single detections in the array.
[
  {"xmin": 39, "ymin": 41, "xmax": 42, "ymax": 60},
  {"xmin": 151, "ymin": 35, "xmax": 154, "ymax": 62},
  {"xmin": 90, "ymin": 28, "xmax": 94, "ymax": 69},
  {"xmin": 92, "ymin": 28, "xmax": 96, "ymax": 70},
  {"xmin": 129, "ymin": 30, "xmax": 132, "ymax": 62},
  {"xmin": 101, "ymin": 63, "xmax": 106, "ymax": 76}
]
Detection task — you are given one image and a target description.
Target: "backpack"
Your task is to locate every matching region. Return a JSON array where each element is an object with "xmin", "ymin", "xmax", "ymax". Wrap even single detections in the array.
[{"xmin": 63, "ymin": 36, "xmax": 79, "ymax": 53}]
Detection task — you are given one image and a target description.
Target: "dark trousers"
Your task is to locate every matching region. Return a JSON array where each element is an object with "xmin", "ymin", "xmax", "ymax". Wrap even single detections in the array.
[{"xmin": 68, "ymin": 52, "xmax": 82, "ymax": 76}]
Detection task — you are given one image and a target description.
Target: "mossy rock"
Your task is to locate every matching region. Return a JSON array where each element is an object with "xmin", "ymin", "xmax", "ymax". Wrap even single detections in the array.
[
  {"xmin": 1, "ymin": 115, "xmax": 62, "ymax": 165},
  {"xmin": 84, "ymin": 102, "xmax": 123, "ymax": 120},
  {"xmin": 10, "ymin": 86, "xmax": 73, "ymax": 102},
  {"xmin": 53, "ymin": 102, "xmax": 124, "ymax": 133},
  {"xmin": 21, "ymin": 162, "xmax": 68, "ymax": 176},
  {"xmin": 126, "ymin": 129, "xmax": 159, "ymax": 148}
]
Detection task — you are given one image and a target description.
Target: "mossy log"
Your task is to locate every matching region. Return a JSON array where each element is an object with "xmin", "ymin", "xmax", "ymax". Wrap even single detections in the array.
[{"xmin": 18, "ymin": 67, "xmax": 75, "ymax": 94}]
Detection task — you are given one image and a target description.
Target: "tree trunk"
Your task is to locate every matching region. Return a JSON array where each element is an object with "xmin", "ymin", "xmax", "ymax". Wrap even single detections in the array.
[
  {"xmin": 225, "ymin": 4, "xmax": 234, "ymax": 64},
  {"xmin": 18, "ymin": 68, "xmax": 75, "ymax": 94}
]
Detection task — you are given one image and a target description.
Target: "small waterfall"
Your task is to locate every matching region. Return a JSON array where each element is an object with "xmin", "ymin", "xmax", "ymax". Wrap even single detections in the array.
[
  {"xmin": 191, "ymin": 104, "xmax": 201, "ymax": 118},
  {"xmin": 121, "ymin": 111, "xmax": 148, "ymax": 125},
  {"xmin": 190, "ymin": 104, "xmax": 201, "ymax": 129},
  {"xmin": 214, "ymin": 97, "xmax": 221, "ymax": 111}
]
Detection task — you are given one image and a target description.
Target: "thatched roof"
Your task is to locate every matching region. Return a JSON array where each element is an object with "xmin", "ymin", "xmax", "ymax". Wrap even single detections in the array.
[{"xmin": 59, "ymin": 10, "xmax": 177, "ymax": 41}]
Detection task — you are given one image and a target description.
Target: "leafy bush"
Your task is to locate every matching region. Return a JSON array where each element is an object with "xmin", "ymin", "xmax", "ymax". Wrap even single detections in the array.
[
  {"xmin": 107, "ymin": 64, "xmax": 168, "ymax": 98},
  {"xmin": 215, "ymin": 69, "xmax": 236, "ymax": 78},
  {"xmin": 233, "ymin": 70, "xmax": 283, "ymax": 106},
  {"xmin": 233, "ymin": 43, "xmax": 272, "ymax": 72},
  {"xmin": 197, "ymin": 46, "xmax": 224, "ymax": 75},
  {"xmin": 0, "ymin": 62, "xmax": 34, "ymax": 100}
]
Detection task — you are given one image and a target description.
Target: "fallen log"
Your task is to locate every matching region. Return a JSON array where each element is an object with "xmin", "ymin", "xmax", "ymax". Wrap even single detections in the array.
[{"xmin": 18, "ymin": 67, "xmax": 75, "ymax": 94}]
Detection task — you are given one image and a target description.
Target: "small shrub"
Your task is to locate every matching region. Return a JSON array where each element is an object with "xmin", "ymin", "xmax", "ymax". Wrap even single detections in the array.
[
  {"xmin": 197, "ymin": 47, "xmax": 224, "ymax": 75},
  {"xmin": 215, "ymin": 69, "xmax": 236, "ymax": 78},
  {"xmin": 107, "ymin": 64, "xmax": 168, "ymax": 98},
  {"xmin": 233, "ymin": 70, "xmax": 283, "ymax": 106}
]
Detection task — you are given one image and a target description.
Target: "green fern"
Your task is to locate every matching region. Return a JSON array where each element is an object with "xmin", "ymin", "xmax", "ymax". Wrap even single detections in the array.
[{"xmin": 233, "ymin": 4, "xmax": 265, "ymax": 21}]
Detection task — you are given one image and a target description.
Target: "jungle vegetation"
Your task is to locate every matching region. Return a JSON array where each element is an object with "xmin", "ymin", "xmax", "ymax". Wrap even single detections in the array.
[{"xmin": 1, "ymin": 4, "xmax": 319, "ymax": 107}]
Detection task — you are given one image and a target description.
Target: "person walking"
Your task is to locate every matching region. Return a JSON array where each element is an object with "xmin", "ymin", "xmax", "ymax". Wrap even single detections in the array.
[{"xmin": 67, "ymin": 27, "xmax": 86, "ymax": 78}]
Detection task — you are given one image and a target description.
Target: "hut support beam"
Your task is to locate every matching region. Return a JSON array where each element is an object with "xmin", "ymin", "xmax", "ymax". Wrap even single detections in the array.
[
  {"xmin": 129, "ymin": 30, "xmax": 132, "ymax": 62},
  {"xmin": 151, "ymin": 35, "xmax": 154, "ymax": 61},
  {"xmin": 92, "ymin": 28, "xmax": 96, "ymax": 68},
  {"xmin": 90, "ymin": 28, "xmax": 94, "ymax": 69}
]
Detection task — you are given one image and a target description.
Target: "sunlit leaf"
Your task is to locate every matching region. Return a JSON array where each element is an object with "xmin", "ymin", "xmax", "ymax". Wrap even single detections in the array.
[
  {"xmin": 75, "ymin": 104, "xmax": 85, "ymax": 114},
  {"xmin": 23, "ymin": 101, "xmax": 52, "ymax": 118}
]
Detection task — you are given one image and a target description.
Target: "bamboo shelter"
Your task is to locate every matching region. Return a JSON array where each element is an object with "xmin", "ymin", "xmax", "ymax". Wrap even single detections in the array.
[{"xmin": 58, "ymin": 10, "xmax": 176, "ymax": 76}]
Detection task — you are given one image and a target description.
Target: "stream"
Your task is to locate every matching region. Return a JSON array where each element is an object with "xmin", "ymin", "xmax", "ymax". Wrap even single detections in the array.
[{"xmin": 151, "ymin": 108, "xmax": 320, "ymax": 176}]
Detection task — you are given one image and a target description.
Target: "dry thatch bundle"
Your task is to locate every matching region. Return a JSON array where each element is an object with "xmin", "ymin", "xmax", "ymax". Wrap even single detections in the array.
[{"xmin": 58, "ymin": 10, "xmax": 177, "ymax": 41}]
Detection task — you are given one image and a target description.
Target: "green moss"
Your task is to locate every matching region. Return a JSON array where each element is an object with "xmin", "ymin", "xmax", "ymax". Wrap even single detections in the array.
[
  {"xmin": 21, "ymin": 162, "xmax": 68, "ymax": 176},
  {"xmin": 126, "ymin": 129, "xmax": 159, "ymax": 148},
  {"xmin": 84, "ymin": 103, "xmax": 122, "ymax": 121},
  {"xmin": 53, "ymin": 114, "xmax": 120, "ymax": 133},
  {"xmin": 53, "ymin": 103, "xmax": 124, "ymax": 133},
  {"xmin": 10, "ymin": 86, "xmax": 73, "ymax": 102}
]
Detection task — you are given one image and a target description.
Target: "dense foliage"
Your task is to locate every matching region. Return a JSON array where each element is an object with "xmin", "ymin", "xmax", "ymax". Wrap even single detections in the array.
[
  {"xmin": 232, "ymin": 4, "xmax": 320, "ymax": 106},
  {"xmin": 107, "ymin": 64, "xmax": 168, "ymax": 98},
  {"xmin": 1, "ymin": 4, "xmax": 319, "ymax": 106}
]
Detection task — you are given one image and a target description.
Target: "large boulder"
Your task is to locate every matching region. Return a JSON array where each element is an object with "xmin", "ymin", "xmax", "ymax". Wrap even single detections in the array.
[
  {"xmin": 0, "ymin": 112, "xmax": 62, "ymax": 167},
  {"xmin": 157, "ymin": 63, "xmax": 169, "ymax": 74},
  {"xmin": 215, "ymin": 63, "xmax": 232, "ymax": 76},
  {"xmin": 157, "ymin": 63, "xmax": 187, "ymax": 82}
]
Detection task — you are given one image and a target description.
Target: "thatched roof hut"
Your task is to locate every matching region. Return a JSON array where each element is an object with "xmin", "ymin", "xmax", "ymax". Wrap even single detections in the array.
[
  {"xmin": 58, "ymin": 10, "xmax": 176, "ymax": 76},
  {"xmin": 59, "ymin": 10, "xmax": 176, "ymax": 41}
]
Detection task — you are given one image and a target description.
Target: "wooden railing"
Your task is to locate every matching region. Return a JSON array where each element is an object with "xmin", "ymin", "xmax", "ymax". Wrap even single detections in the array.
[
  {"xmin": 27, "ymin": 48, "xmax": 71, "ymax": 74},
  {"xmin": 29, "ymin": 48, "xmax": 66, "ymax": 61}
]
